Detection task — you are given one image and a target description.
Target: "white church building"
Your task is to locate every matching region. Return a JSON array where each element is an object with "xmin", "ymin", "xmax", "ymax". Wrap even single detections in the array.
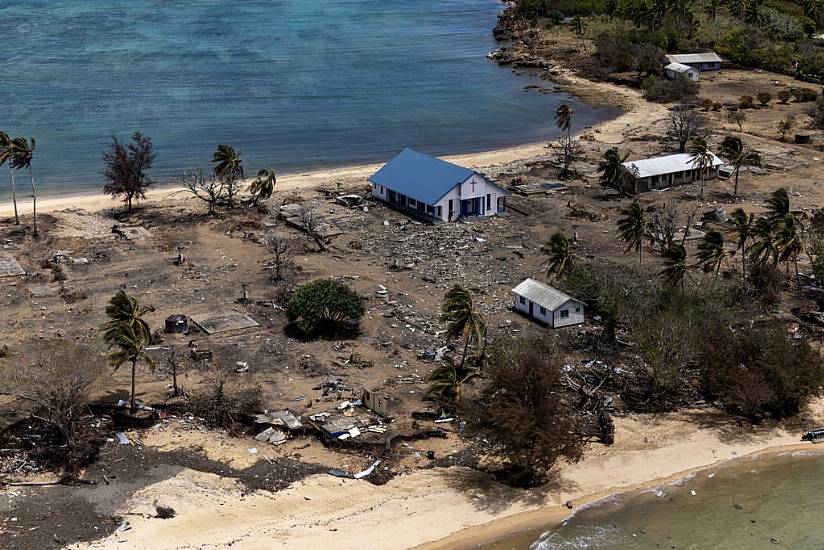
[{"xmin": 369, "ymin": 148, "xmax": 509, "ymax": 222}]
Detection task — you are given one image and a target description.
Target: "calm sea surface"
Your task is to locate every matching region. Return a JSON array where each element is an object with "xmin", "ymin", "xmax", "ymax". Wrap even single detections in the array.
[
  {"xmin": 0, "ymin": 0, "xmax": 615, "ymax": 198},
  {"xmin": 483, "ymin": 452, "xmax": 824, "ymax": 550}
]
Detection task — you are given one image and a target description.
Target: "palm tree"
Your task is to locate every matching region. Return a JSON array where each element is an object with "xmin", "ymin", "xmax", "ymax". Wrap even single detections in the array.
[
  {"xmin": 100, "ymin": 291, "xmax": 155, "ymax": 413},
  {"xmin": 764, "ymin": 188, "xmax": 789, "ymax": 225},
  {"xmin": 661, "ymin": 243, "xmax": 687, "ymax": 289},
  {"xmin": 688, "ymin": 136, "xmax": 714, "ymax": 201},
  {"xmin": 0, "ymin": 131, "xmax": 19, "ymax": 225},
  {"xmin": 598, "ymin": 148, "xmax": 633, "ymax": 195},
  {"xmin": 441, "ymin": 285, "xmax": 486, "ymax": 371},
  {"xmin": 749, "ymin": 218, "xmax": 774, "ymax": 266},
  {"xmin": 728, "ymin": 208, "xmax": 755, "ymax": 279},
  {"xmin": 617, "ymin": 202, "xmax": 647, "ymax": 264},
  {"xmin": 427, "ymin": 358, "xmax": 479, "ymax": 403},
  {"xmin": 774, "ymin": 214, "xmax": 804, "ymax": 286},
  {"xmin": 249, "ymin": 168, "xmax": 276, "ymax": 205},
  {"xmin": 718, "ymin": 136, "xmax": 761, "ymax": 198},
  {"xmin": 696, "ymin": 230, "xmax": 726, "ymax": 278},
  {"xmin": 555, "ymin": 103, "xmax": 573, "ymax": 134},
  {"xmin": 545, "ymin": 231, "xmax": 573, "ymax": 276},
  {"xmin": 8, "ymin": 136, "xmax": 37, "ymax": 235},
  {"xmin": 212, "ymin": 144, "xmax": 243, "ymax": 207},
  {"xmin": 555, "ymin": 104, "xmax": 574, "ymax": 177}
]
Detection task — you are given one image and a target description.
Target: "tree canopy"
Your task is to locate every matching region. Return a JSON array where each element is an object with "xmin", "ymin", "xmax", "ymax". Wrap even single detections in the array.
[{"xmin": 286, "ymin": 279, "xmax": 364, "ymax": 336}]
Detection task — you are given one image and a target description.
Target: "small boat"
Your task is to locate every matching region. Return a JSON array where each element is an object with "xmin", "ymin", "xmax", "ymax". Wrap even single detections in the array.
[{"xmin": 801, "ymin": 428, "xmax": 824, "ymax": 443}]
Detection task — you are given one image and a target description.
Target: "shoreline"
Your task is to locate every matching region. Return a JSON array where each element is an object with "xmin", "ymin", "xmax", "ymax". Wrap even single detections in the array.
[
  {"xmin": 0, "ymin": 140, "xmax": 548, "ymax": 217},
  {"xmin": 68, "ymin": 410, "xmax": 819, "ymax": 550},
  {"xmin": 0, "ymin": 81, "xmax": 639, "ymax": 219},
  {"xmin": 418, "ymin": 442, "xmax": 823, "ymax": 550}
]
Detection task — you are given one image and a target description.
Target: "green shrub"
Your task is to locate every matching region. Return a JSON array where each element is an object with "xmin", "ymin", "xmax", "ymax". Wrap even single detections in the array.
[
  {"xmin": 792, "ymin": 87, "xmax": 819, "ymax": 102},
  {"xmin": 285, "ymin": 279, "xmax": 364, "ymax": 336}
]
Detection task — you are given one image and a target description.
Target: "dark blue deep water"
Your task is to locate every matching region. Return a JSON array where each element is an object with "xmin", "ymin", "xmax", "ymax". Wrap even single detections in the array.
[{"xmin": 0, "ymin": 0, "xmax": 615, "ymax": 196}]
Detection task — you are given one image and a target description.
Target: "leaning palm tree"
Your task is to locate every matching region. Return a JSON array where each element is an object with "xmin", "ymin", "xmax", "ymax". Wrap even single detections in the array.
[
  {"xmin": 728, "ymin": 208, "xmax": 755, "ymax": 280},
  {"xmin": 441, "ymin": 285, "xmax": 486, "ymax": 371},
  {"xmin": 774, "ymin": 214, "xmax": 804, "ymax": 286},
  {"xmin": 688, "ymin": 136, "xmax": 714, "ymax": 201},
  {"xmin": 598, "ymin": 147, "xmax": 633, "ymax": 195},
  {"xmin": 617, "ymin": 202, "xmax": 647, "ymax": 264},
  {"xmin": 764, "ymin": 188, "xmax": 790, "ymax": 226},
  {"xmin": 555, "ymin": 103, "xmax": 573, "ymax": 134},
  {"xmin": 545, "ymin": 231, "xmax": 573, "ymax": 277},
  {"xmin": 749, "ymin": 216, "xmax": 779, "ymax": 266},
  {"xmin": 427, "ymin": 357, "xmax": 479, "ymax": 403},
  {"xmin": 0, "ymin": 131, "xmax": 19, "ymax": 225},
  {"xmin": 100, "ymin": 291, "xmax": 155, "ymax": 413},
  {"xmin": 212, "ymin": 144, "xmax": 244, "ymax": 207},
  {"xmin": 718, "ymin": 136, "xmax": 761, "ymax": 198},
  {"xmin": 660, "ymin": 243, "xmax": 687, "ymax": 289},
  {"xmin": 695, "ymin": 230, "xmax": 726, "ymax": 279},
  {"xmin": 8, "ymin": 136, "xmax": 37, "ymax": 235},
  {"xmin": 249, "ymin": 168, "xmax": 276, "ymax": 205}
]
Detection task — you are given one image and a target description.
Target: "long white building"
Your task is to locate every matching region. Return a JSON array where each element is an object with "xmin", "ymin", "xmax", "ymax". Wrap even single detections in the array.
[{"xmin": 623, "ymin": 152, "xmax": 725, "ymax": 192}]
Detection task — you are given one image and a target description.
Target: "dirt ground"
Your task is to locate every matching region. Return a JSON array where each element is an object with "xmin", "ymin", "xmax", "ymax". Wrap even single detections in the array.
[{"xmin": 2, "ymin": 31, "xmax": 824, "ymax": 547}]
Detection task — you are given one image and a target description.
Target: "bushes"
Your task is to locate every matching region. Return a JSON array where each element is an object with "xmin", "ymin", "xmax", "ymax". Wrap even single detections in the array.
[
  {"xmin": 460, "ymin": 338, "xmax": 588, "ymax": 487},
  {"xmin": 286, "ymin": 279, "xmax": 364, "ymax": 337},
  {"xmin": 739, "ymin": 95, "xmax": 755, "ymax": 109},
  {"xmin": 777, "ymin": 89, "xmax": 792, "ymax": 103},
  {"xmin": 642, "ymin": 74, "xmax": 699, "ymax": 102},
  {"xmin": 0, "ymin": 339, "xmax": 106, "ymax": 451},
  {"xmin": 791, "ymin": 87, "xmax": 819, "ymax": 102},
  {"xmin": 188, "ymin": 367, "xmax": 262, "ymax": 430},
  {"xmin": 700, "ymin": 321, "xmax": 824, "ymax": 419}
]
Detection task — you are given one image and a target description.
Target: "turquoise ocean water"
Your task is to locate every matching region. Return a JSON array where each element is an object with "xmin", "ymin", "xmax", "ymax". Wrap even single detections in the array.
[
  {"xmin": 484, "ymin": 452, "xmax": 824, "ymax": 550},
  {"xmin": 0, "ymin": 0, "xmax": 615, "ymax": 198}
]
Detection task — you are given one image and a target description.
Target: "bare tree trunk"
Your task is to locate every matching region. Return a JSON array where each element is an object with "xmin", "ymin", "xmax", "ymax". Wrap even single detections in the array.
[
  {"xmin": 29, "ymin": 167, "xmax": 37, "ymax": 236},
  {"xmin": 130, "ymin": 358, "xmax": 137, "ymax": 413},
  {"xmin": 9, "ymin": 167, "xmax": 19, "ymax": 225},
  {"xmin": 733, "ymin": 167, "xmax": 740, "ymax": 198}
]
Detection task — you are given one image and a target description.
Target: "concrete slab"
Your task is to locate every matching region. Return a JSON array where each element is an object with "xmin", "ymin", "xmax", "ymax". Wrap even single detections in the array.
[
  {"xmin": 190, "ymin": 311, "xmax": 259, "ymax": 335},
  {"xmin": 28, "ymin": 284, "xmax": 60, "ymax": 298},
  {"xmin": 112, "ymin": 226, "xmax": 152, "ymax": 241},
  {"xmin": 0, "ymin": 252, "xmax": 25, "ymax": 278}
]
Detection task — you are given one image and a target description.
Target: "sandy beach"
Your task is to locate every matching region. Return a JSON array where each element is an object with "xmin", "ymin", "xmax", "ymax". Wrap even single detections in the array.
[
  {"xmin": 67, "ymin": 409, "xmax": 819, "ymax": 550},
  {"xmin": 0, "ymin": 69, "xmax": 644, "ymax": 220}
]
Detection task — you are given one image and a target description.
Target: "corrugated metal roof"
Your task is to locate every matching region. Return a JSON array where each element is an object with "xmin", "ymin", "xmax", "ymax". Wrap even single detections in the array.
[
  {"xmin": 623, "ymin": 152, "xmax": 724, "ymax": 179},
  {"xmin": 665, "ymin": 52, "xmax": 722, "ymax": 64},
  {"xmin": 511, "ymin": 278, "xmax": 578, "ymax": 311},
  {"xmin": 665, "ymin": 62, "xmax": 696, "ymax": 73},
  {"xmin": 369, "ymin": 148, "xmax": 474, "ymax": 205}
]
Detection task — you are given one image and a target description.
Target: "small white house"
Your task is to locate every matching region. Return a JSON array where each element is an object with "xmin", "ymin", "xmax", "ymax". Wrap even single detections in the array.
[
  {"xmin": 665, "ymin": 52, "xmax": 722, "ymax": 71},
  {"xmin": 664, "ymin": 62, "xmax": 700, "ymax": 82},
  {"xmin": 369, "ymin": 148, "xmax": 510, "ymax": 222},
  {"xmin": 512, "ymin": 278, "xmax": 585, "ymax": 328},
  {"xmin": 623, "ymin": 152, "xmax": 724, "ymax": 193}
]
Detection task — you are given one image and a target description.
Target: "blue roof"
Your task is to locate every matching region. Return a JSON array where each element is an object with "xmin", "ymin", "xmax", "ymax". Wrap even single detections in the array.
[{"xmin": 369, "ymin": 148, "xmax": 474, "ymax": 205}]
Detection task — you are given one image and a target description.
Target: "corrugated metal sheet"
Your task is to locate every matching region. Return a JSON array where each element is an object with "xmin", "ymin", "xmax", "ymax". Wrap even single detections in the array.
[
  {"xmin": 368, "ymin": 148, "xmax": 473, "ymax": 205},
  {"xmin": 665, "ymin": 52, "xmax": 722, "ymax": 64},
  {"xmin": 665, "ymin": 62, "xmax": 695, "ymax": 74},
  {"xmin": 624, "ymin": 153, "xmax": 724, "ymax": 179},
  {"xmin": 511, "ymin": 278, "xmax": 577, "ymax": 311}
]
